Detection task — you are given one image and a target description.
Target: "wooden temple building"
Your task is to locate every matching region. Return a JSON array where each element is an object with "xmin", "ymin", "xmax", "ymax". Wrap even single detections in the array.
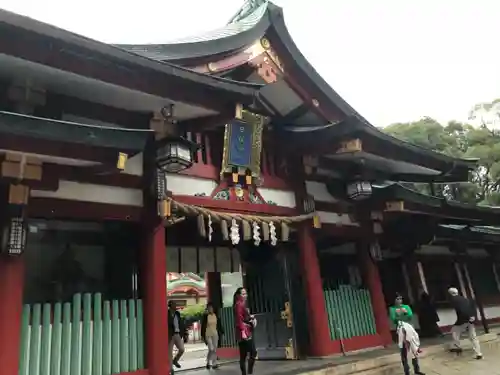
[{"xmin": 0, "ymin": 1, "xmax": 499, "ymax": 375}]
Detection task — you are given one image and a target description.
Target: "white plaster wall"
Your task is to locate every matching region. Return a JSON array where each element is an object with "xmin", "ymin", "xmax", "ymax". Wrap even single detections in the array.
[
  {"xmin": 165, "ymin": 174, "xmax": 216, "ymax": 196},
  {"xmin": 258, "ymin": 188, "xmax": 296, "ymax": 207},
  {"xmin": 436, "ymin": 306, "xmax": 500, "ymax": 326},
  {"xmin": 31, "ymin": 180, "xmax": 143, "ymax": 206},
  {"xmin": 305, "ymin": 181, "xmax": 337, "ymax": 202},
  {"xmin": 317, "ymin": 211, "xmax": 358, "ymax": 226},
  {"xmin": 122, "ymin": 152, "xmax": 143, "ymax": 176}
]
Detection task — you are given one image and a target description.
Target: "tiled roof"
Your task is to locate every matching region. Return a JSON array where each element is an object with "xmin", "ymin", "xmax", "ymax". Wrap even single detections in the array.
[{"xmin": 116, "ymin": 1, "xmax": 268, "ymax": 60}]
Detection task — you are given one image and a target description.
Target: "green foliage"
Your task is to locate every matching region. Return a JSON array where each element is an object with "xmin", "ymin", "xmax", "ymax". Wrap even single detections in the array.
[
  {"xmin": 180, "ymin": 303, "xmax": 205, "ymax": 325},
  {"xmin": 383, "ymin": 99, "xmax": 500, "ymax": 206}
]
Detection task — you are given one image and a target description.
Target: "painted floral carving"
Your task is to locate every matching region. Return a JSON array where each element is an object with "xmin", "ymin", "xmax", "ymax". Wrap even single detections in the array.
[
  {"xmin": 249, "ymin": 192, "xmax": 264, "ymax": 204},
  {"xmin": 213, "ymin": 189, "xmax": 230, "ymax": 200}
]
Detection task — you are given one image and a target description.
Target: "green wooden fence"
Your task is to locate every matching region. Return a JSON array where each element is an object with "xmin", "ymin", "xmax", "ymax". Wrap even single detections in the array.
[
  {"xmin": 324, "ymin": 284, "xmax": 377, "ymax": 340},
  {"xmin": 19, "ymin": 293, "xmax": 145, "ymax": 375},
  {"xmin": 218, "ymin": 306, "xmax": 237, "ymax": 348}
]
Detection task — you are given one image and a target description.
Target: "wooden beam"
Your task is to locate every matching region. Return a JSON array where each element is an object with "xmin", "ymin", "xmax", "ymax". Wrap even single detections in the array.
[
  {"xmin": 178, "ymin": 112, "xmax": 234, "ymax": 133},
  {"xmin": 385, "ymin": 201, "xmax": 405, "ymax": 212},
  {"xmin": 8, "ymin": 184, "xmax": 29, "ymax": 205},
  {"xmin": 336, "ymin": 139, "xmax": 363, "ymax": 154},
  {"xmin": 52, "ymin": 93, "xmax": 150, "ymax": 129}
]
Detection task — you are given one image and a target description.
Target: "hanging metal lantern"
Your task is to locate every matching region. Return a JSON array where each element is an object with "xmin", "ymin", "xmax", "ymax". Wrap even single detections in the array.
[
  {"xmin": 346, "ymin": 181, "xmax": 372, "ymax": 200},
  {"xmin": 369, "ymin": 241, "xmax": 383, "ymax": 261},
  {"xmin": 1, "ymin": 216, "xmax": 27, "ymax": 256},
  {"xmin": 155, "ymin": 136, "xmax": 199, "ymax": 173}
]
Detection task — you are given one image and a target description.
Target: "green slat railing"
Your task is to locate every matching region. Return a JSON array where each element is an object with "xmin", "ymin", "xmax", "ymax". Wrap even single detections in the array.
[
  {"xmin": 323, "ymin": 283, "xmax": 377, "ymax": 340},
  {"xmin": 18, "ymin": 293, "xmax": 145, "ymax": 375},
  {"xmin": 219, "ymin": 306, "xmax": 237, "ymax": 348}
]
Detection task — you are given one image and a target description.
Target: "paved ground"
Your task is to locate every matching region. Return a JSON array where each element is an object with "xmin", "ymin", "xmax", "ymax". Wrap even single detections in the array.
[
  {"xmin": 176, "ymin": 343, "xmax": 235, "ymax": 371},
  {"xmin": 176, "ymin": 331, "xmax": 500, "ymax": 374},
  {"xmin": 420, "ymin": 344, "xmax": 500, "ymax": 375}
]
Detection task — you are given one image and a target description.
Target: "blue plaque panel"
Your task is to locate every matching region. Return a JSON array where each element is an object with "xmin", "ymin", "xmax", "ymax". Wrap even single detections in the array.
[{"xmin": 227, "ymin": 119, "xmax": 253, "ymax": 168}]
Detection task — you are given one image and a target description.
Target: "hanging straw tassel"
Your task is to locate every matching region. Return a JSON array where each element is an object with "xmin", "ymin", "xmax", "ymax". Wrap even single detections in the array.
[
  {"xmin": 197, "ymin": 215, "xmax": 206, "ymax": 238},
  {"xmin": 261, "ymin": 222, "xmax": 270, "ymax": 241},
  {"xmin": 281, "ymin": 222, "xmax": 290, "ymax": 241},
  {"xmin": 221, "ymin": 220, "xmax": 229, "ymax": 241},
  {"xmin": 242, "ymin": 220, "xmax": 252, "ymax": 241}
]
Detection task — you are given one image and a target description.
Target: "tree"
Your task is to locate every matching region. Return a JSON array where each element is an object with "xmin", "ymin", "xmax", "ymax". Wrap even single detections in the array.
[{"xmin": 383, "ymin": 99, "xmax": 500, "ymax": 206}]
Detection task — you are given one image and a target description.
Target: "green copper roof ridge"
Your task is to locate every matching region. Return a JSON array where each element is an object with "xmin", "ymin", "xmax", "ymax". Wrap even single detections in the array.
[
  {"xmin": 228, "ymin": 0, "xmax": 269, "ymax": 24},
  {"xmin": 123, "ymin": 1, "xmax": 268, "ymax": 47}
]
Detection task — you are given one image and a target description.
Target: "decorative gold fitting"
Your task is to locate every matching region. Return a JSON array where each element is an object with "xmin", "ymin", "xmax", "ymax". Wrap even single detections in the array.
[
  {"xmin": 117, "ymin": 152, "xmax": 128, "ymax": 170},
  {"xmin": 235, "ymin": 103, "xmax": 243, "ymax": 120},
  {"xmin": 312, "ymin": 215, "xmax": 321, "ymax": 229},
  {"xmin": 207, "ymin": 62, "xmax": 216, "ymax": 72},
  {"xmin": 158, "ymin": 199, "xmax": 171, "ymax": 218},
  {"xmin": 260, "ymin": 37, "xmax": 271, "ymax": 50}
]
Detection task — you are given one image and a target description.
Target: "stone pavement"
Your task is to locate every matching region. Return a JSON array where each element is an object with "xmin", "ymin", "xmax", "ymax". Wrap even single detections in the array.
[
  {"xmin": 177, "ymin": 331, "xmax": 499, "ymax": 375},
  {"xmin": 420, "ymin": 342, "xmax": 500, "ymax": 375}
]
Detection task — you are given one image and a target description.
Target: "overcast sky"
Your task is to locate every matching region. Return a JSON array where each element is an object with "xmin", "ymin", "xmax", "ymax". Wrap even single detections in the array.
[{"xmin": 1, "ymin": 0, "xmax": 499, "ymax": 126}]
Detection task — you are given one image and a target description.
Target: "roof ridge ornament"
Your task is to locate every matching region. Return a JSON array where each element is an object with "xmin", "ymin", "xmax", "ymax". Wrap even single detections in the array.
[{"xmin": 228, "ymin": 0, "xmax": 268, "ymax": 24}]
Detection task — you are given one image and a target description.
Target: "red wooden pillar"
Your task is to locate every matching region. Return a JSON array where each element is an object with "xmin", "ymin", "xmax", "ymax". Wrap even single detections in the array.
[
  {"xmin": 358, "ymin": 241, "xmax": 392, "ymax": 346},
  {"xmin": 0, "ymin": 256, "xmax": 25, "ymax": 375},
  {"xmin": 298, "ymin": 222, "xmax": 331, "ymax": 356},
  {"xmin": 142, "ymin": 219, "xmax": 169, "ymax": 375}
]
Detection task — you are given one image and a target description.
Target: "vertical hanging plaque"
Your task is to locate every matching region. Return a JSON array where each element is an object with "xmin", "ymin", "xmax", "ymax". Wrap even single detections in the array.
[
  {"xmin": 228, "ymin": 119, "xmax": 253, "ymax": 168},
  {"xmin": 221, "ymin": 110, "xmax": 264, "ymax": 177}
]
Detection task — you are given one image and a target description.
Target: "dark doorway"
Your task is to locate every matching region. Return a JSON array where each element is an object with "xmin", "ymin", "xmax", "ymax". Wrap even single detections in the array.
[{"xmin": 239, "ymin": 243, "xmax": 295, "ymax": 359}]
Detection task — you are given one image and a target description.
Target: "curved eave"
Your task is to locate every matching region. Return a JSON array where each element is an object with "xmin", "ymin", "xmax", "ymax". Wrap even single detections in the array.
[
  {"xmin": 374, "ymin": 184, "xmax": 500, "ymax": 225},
  {"xmin": 438, "ymin": 225, "xmax": 500, "ymax": 244},
  {"xmin": 280, "ymin": 117, "xmax": 476, "ymax": 180},
  {"xmin": 264, "ymin": 4, "xmax": 361, "ymax": 120},
  {"xmin": 115, "ymin": 3, "xmax": 271, "ymax": 63},
  {"xmin": 0, "ymin": 9, "xmax": 261, "ymax": 106}
]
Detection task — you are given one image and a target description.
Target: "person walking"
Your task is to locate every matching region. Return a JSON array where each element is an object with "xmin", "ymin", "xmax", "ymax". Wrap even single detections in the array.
[
  {"xmin": 168, "ymin": 300, "xmax": 186, "ymax": 373},
  {"xmin": 448, "ymin": 287, "xmax": 483, "ymax": 359},
  {"xmin": 233, "ymin": 287, "xmax": 257, "ymax": 375},
  {"xmin": 389, "ymin": 293, "xmax": 425, "ymax": 375},
  {"xmin": 201, "ymin": 302, "xmax": 224, "ymax": 370}
]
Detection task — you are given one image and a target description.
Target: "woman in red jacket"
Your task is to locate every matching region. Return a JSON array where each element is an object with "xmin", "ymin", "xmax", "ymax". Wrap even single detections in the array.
[{"xmin": 233, "ymin": 287, "xmax": 257, "ymax": 375}]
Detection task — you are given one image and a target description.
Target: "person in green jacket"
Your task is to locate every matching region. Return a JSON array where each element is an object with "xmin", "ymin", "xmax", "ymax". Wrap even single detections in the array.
[
  {"xmin": 390, "ymin": 293, "xmax": 425, "ymax": 375},
  {"xmin": 389, "ymin": 293, "xmax": 413, "ymax": 325}
]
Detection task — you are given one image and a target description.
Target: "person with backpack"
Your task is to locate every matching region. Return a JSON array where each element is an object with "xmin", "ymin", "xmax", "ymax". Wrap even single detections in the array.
[{"xmin": 448, "ymin": 287, "xmax": 483, "ymax": 359}]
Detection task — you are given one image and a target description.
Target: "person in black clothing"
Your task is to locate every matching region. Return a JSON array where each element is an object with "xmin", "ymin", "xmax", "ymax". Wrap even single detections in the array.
[
  {"xmin": 417, "ymin": 290, "xmax": 442, "ymax": 338},
  {"xmin": 168, "ymin": 300, "xmax": 185, "ymax": 373},
  {"xmin": 447, "ymin": 287, "xmax": 482, "ymax": 359}
]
